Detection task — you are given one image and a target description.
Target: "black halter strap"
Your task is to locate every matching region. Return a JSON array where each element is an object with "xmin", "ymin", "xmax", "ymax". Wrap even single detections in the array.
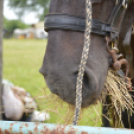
[
  {"xmin": 44, "ymin": 14, "xmax": 118, "ymax": 37},
  {"xmin": 44, "ymin": 0, "xmax": 133, "ymax": 40},
  {"xmin": 44, "ymin": 14, "xmax": 85, "ymax": 32}
]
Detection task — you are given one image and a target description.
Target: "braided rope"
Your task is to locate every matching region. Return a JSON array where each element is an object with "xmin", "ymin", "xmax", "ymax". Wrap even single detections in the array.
[{"xmin": 73, "ymin": 0, "xmax": 92, "ymax": 125}]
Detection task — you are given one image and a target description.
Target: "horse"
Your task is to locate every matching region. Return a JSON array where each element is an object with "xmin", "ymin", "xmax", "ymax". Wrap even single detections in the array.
[{"xmin": 39, "ymin": 0, "xmax": 134, "ymax": 127}]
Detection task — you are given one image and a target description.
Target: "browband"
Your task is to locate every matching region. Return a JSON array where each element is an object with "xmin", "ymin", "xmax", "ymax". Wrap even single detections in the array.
[{"xmin": 44, "ymin": 14, "xmax": 118, "ymax": 37}]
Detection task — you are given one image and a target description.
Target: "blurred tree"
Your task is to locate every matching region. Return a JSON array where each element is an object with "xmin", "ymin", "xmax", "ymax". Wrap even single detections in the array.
[
  {"xmin": 7, "ymin": 0, "xmax": 50, "ymax": 21},
  {"xmin": 4, "ymin": 17, "xmax": 29, "ymax": 31}
]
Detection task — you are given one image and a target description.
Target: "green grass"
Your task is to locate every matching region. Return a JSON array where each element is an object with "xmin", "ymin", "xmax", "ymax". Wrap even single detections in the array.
[
  {"xmin": 3, "ymin": 39, "xmax": 46, "ymax": 96},
  {"xmin": 3, "ymin": 39, "xmax": 101, "ymax": 126}
]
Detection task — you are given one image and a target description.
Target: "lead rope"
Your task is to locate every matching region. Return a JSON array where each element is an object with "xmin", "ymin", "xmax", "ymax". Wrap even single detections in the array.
[{"xmin": 73, "ymin": 0, "xmax": 92, "ymax": 125}]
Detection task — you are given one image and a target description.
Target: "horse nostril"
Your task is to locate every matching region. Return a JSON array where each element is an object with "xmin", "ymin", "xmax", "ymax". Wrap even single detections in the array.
[
  {"xmin": 73, "ymin": 70, "xmax": 93, "ymax": 90},
  {"xmin": 83, "ymin": 72, "xmax": 89, "ymax": 89},
  {"xmin": 74, "ymin": 69, "xmax": 95, "ymax": 92},
  {"xmin": 83, "ymin": 68, "xmax": 97, "ymax": 94}
]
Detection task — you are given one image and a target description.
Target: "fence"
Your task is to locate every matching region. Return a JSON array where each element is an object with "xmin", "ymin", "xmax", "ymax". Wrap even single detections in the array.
[{"xmin": 0, "ymin": 121, "xmax": 134, "ymax": 134}]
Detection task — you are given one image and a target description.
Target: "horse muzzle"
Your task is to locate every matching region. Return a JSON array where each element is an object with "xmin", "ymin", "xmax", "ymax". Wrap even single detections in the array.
[{"xmin": 39, "ymin": 66, "xmax": 98, "ymax": 108}]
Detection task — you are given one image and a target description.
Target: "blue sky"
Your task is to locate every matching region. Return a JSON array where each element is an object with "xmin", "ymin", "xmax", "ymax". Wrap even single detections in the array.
[{"xmin": 4, "ymin": 1, "xmax": 39, "ymax": 24}]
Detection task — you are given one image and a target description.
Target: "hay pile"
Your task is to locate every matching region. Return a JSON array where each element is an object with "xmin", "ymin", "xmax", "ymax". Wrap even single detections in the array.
[
  {"xmin": 103, "ymin": 70, "xmax": 134, "ymax": 127},
  {"xmin": 36, "ymin": 69, "xmax": 134, "ymax": 127}
]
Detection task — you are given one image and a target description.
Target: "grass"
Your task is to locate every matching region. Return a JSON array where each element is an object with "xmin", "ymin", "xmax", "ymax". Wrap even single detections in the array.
[
  {"xmin": 3, "ymin": 39, "xmax": 101, "ymax": 126},
  {"xmin": 3, "ymin": 39, "xmax": 46, "ymax": 96}
]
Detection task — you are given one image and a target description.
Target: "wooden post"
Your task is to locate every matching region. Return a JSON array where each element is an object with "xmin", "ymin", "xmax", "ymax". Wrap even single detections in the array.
[{"xmin": 0, "ymin": 0, "xmax": 3, "ymax": 120}]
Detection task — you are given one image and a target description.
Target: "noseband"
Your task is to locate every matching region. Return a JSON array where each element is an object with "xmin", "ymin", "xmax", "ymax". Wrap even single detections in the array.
[
  {"xmin": 44, "ymin": 0, "xmax": 133, "ymax": 125},
  {"xmin": 45, "ymin": 14, "xmax": 118, "ymax": 38}
]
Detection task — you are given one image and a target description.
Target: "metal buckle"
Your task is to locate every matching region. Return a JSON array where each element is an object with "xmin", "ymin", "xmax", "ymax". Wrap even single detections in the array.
[{"xmin": 122, "ymin": 0, "xmax": 128, "ymax": 9}]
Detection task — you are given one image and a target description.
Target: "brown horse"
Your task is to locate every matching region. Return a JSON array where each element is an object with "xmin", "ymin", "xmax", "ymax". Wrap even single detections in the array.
[{"xmin": 40, "ymin": 0, "xmax": 134, "ymax": 110}]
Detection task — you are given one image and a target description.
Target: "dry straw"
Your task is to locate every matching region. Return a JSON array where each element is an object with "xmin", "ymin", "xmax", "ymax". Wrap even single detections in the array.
[
  {"xmin": 103, "ymin": 69, "xmax": 134, "ymax": 128},
  {"xmin": 36, "ymin": 69, "xmax": 134, "ymax": 127}
]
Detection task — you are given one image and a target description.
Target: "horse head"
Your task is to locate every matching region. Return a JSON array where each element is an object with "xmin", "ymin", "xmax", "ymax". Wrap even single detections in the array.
[{"xmin": 40, "ymin": 0, "xmax": 134, "ymax": 108}]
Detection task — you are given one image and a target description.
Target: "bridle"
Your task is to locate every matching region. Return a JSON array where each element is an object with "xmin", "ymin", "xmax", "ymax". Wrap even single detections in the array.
[
  {"xmin": 45, "ymin": 0, "xmax": 132, "ymax": 40},
  {"xmin": 44, "ymin": 0, "xmax": 133, "ymax": 125}
]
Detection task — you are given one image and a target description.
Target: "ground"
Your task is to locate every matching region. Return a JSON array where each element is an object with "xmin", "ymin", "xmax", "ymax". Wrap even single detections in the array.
[{"xmin": 3, "ymin": 39, "xmax": 101, "ymax": 126}]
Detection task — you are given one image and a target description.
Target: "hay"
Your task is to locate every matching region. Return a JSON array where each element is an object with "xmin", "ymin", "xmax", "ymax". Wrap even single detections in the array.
[
  {"xmin": 35, "ymin": 69, "xmax": 134, "ymax": 127},
  {"xmin": 103, "ymin": 69, "xmax": 134, "ymax": 127}
]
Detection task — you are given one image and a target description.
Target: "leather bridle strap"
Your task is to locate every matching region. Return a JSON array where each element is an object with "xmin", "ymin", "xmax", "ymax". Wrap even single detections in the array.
[
  {"xmin": 44, "ymin": 14, "xmax": 85, "ymax": 32},
  {"xmin": 44, "ymin": 14, "xmax": 118, "ymax": 37},
  {"xmin": 108, "ymin": 0, "xmax": 132, "ymax": 39}
]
